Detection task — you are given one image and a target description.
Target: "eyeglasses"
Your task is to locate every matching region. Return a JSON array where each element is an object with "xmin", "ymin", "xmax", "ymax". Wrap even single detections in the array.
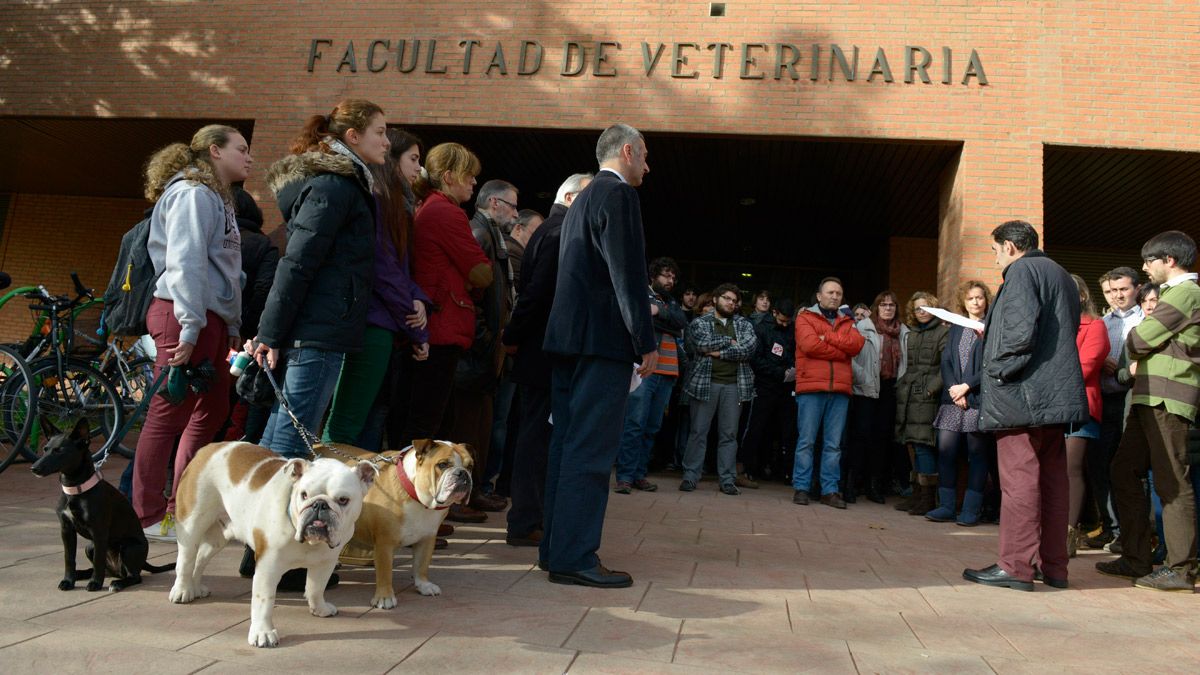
[
  {"xmin": 1144, "ymin": 256, "xmax": 1162, "ymax": 264},
  {"xmin": 878, "ymin": 303, "xmax": 897, "ymax": 308},
  {"xmin": 495, "ymin": 197, "xmax": 518, "ymax": 210},
  {"xmin": 719, "ymin": 295, "xmax": 739, "ymax": 303}
]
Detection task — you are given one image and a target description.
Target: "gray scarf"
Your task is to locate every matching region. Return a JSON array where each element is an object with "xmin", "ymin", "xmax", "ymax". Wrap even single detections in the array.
[{"xmin": 325, "ymin": 137, "xmax": 375, "ymax": 193}]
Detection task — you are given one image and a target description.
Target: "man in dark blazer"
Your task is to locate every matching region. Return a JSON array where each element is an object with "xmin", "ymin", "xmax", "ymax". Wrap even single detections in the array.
[
  {"xmin": 502, "ymin": 172, "xmax": 592, "ymax": 547},
  {"xmin": 540, "ymin": 124, "xmax": 658, "ymax": 587}
]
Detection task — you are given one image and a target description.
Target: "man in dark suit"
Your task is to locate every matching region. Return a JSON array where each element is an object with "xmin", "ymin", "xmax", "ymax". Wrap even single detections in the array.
[
  {"xmin": 540, "ymin": 124, "xmax": 658, "ymax": 588},
  {"xmin": 502, "ymin": 172, "xmax": 592, "ymax": 547}
]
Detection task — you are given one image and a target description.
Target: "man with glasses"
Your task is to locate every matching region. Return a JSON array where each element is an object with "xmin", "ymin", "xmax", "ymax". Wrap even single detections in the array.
[
  {"xmin": 1098, "ymin": 231, "xmax": 1200, "ymax": 592},
  {"xmin": 445, "ymin": 179, "xmax": 521, "ymax": 519},
  {"xmin": 614, "ymin": 257, "xmax": 688, "ymax": 494},
  {"xmin": 680, "ymin": 283, "xmax": 758, "ymax": 495}
]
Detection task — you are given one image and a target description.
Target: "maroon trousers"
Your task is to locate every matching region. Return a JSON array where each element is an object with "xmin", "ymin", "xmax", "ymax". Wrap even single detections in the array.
[
  {"xmin": 996, "ymin": 426, "xmax": 1069, "ymax": 581},
  {"xmin": 132, "ymin": 299, "xmax": 232, "ymax": 527}
]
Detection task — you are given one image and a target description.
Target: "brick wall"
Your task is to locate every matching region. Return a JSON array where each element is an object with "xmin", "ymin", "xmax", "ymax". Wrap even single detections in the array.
[
  {"xmin": 2, "ymin": 1, "xmax": 1198, "ymax": 303},
  {"xmin": 0, "ymin": 194, "xmax": 144, "ymax": 342}
]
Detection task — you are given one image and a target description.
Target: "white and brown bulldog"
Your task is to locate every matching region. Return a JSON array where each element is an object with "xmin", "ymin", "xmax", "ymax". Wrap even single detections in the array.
[
  {"xmin": 168, "ymin": 442, "xmax": 376, "ymax": 648},
  {"xmin": 320, "ymin": 439, "xmax": 472, "ymax": 609}
]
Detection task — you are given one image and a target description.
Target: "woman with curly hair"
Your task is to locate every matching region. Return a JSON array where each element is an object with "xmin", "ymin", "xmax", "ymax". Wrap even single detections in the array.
[
  {"xmin": 134, "ymin": 124, "xmax": 252, "ymax": 541},
  {"xmin": 893, "ymin": 291, "xmax": 948, "ymax": 516},
  {"xmin": 925, "ymin": 280, "xmax": 995, "ymax": 525}
]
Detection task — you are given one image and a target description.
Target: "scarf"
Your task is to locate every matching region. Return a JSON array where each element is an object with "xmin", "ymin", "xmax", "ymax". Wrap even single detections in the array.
[
  {"xmin": 877, "ymin": 317, "xmax": 901, "ymax": 380},
  {"xmin": 325, "ymin": 137, "xmax": 375, "ymax": 194}
]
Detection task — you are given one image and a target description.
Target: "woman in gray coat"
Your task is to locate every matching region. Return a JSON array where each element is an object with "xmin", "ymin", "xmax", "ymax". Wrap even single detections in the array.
[{"xmin": 893, "ymin": 291, "xmax": 948, "ymax": 515}]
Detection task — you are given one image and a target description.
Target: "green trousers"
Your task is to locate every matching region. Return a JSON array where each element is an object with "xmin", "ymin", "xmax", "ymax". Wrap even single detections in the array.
[{"xmin": 322, "ymin": 325, "xmax": 394, "ymax": 445}]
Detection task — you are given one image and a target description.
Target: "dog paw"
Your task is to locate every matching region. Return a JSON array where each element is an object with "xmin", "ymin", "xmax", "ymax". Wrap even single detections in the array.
[
  {"xmin": 86, "ymin": 580, "xmax": 103, "ymax": 592},
  {"xmin": 248, "ymin": 626, "xmax": 279, "ymax": 648},
  {"xmin": 310, "ymin": 601, "xmax": 338, "ymax": 618},
  {"xmin": 194, "ymin": 584, "xmax": 210, "ymax": 599},
  {"xmin": 169, "ymin": 584, "xmax": 196, "ymax": 604},
  {"xmin": 58, "ymin": 579, "xmax": 75, "ymax": 591},
  {"xmin": 371, "ymin": 594, "xmax": 397, "ymax": 609},
  {"xmin": 414, "ymin": 580, "xmax": 441, "ymax": 597}
]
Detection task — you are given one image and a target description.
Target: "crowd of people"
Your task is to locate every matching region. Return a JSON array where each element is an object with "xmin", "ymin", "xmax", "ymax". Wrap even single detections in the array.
[{"xmin": 126, "ymin": 100, "xmax": 1199, "ymax": 592}]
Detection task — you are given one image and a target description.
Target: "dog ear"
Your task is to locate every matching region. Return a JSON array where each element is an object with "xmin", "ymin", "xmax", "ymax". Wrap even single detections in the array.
[
  {"xmin": 453, "ymin": 443, "xmax": 475, "ymax": 470},
  {"xmin": 355, "ymin": 460, "xmax": 378, "ymax": 491},
  {"xmin": 412, "ymin": 438, "xmax": 435, "ymax": 461},
  {"xmin": 283, "ymin": 458, "xmax": 308, "ymax": 482},
  {"xmin": 70, "ymin": 418, "xmax": 90, "ymax": 443}
]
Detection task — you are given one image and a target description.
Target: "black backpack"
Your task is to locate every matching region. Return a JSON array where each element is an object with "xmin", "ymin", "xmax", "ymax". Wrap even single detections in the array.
[{"xmin": 101, "ymin": 207, "xmax": 159, "ymax": 337}]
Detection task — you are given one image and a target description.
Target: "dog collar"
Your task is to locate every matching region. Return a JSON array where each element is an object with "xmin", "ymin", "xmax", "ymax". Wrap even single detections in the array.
[
  {"xmin": 62, "ymin": 471, "xmax": 102, "ymax": 496},
  {"xmin": 397, "ymin": 446, "xmax": 449, "ymax": 510}
]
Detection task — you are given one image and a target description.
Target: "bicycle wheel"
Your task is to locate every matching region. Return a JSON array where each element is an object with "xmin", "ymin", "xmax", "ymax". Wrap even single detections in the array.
[
  {"xmin": 0, "ymin": 345, "xmax": 35, "ymax": 473},
  {"xmin": 102, "ymin": 355, "xmax": 154, "ymax": 458},
  {"xmin": 12, "ymin": 358, "xmax": 124, "ymax": 464}
]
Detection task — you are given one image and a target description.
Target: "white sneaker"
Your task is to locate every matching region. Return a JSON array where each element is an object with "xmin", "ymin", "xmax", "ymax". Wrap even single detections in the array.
[{"xmin": 144, "ymin": 514, "xmax": 176, "ymax": 543}]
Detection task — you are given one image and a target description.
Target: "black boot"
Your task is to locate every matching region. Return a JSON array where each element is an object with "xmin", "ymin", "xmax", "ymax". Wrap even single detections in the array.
[{"xmin": 866, "ymin": 476, "xmax": 886, "ymax": 504}]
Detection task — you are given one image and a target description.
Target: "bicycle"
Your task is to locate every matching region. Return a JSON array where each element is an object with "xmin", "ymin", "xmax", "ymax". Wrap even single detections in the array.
[
  {"xmin": 0, "ymin": 344, "xmax": 36, "ymax": 473},
  {"xmin": 1, "ymin": 274, "xmax": 125, "ymax": 465}
]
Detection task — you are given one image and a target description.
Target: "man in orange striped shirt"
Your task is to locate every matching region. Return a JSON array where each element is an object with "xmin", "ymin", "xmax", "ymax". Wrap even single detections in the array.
[{"xmin": 614, "ymin": 257, "xmax": 688, "ymax": 493}]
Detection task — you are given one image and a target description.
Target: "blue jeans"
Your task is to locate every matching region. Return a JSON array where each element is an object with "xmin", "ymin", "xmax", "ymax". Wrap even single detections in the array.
[
  {"xmin": 793, "ymin": 392, "xmax": 849, "ymax": 494},
  {"xmin": 483, "ymin": 375, "xmax": 517, "ymax": 491},
  {"xmin": 261, "ymin": 347, "xmax": 345, "ymax": 459},
  {"xmin": 615, "ymin": 373, "xmax": 677, "ymax": 483}
]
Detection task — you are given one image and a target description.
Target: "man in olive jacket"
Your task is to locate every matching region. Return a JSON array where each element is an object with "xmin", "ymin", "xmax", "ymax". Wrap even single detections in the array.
[{"xmin": 964, "ymin": 220, "xmax": 1088, "ymax": 592}]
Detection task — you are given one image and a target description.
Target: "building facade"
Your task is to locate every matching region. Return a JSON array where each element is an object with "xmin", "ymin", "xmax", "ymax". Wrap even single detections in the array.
[{"xmin": 1, "ymin": 1, "xmax": 1198, "ymax": 338}]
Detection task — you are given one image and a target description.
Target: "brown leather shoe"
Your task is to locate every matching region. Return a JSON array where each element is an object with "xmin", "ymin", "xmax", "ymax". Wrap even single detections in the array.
[
  {"xmin": 820, "ymin": 492, "xmax": 847, "ymax": 509},
  {"xmin": 506, "ymin": 529, "xmax": 543, "ymax": 547},
  {"xmin": 437, "ymin": 523, "xmax": 455, "ymax": 537},
  {"xmin": 434, "ymin": 537, "xmax": 449, "ymax": 550},
  {"xmin": 470, "ymin": 492, "xmax": 508, "ymax": 512},
  {"xmin": 446, "ymin": 504, "xmax": 487, "ymax": 523}
]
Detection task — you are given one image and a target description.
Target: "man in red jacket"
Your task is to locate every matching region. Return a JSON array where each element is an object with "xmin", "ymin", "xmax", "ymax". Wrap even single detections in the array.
[{"xmin": 792, "ymin": 277, "xmax": 865, "ymax": 508}]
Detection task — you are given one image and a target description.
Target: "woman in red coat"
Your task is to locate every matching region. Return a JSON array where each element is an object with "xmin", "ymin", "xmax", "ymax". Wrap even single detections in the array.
[
  {"xmin": 1067, "ymin": 274, "xmax": 1110, "ymax": 556},
  {"xmin": 400, "ymin": 143, "xmax": 491, "ymax": 451}
]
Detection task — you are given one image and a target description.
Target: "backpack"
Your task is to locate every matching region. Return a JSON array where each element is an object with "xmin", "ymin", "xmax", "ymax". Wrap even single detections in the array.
[{"xmin": 100, "ymin": 208, "xmax": 159, "ymax": 337}]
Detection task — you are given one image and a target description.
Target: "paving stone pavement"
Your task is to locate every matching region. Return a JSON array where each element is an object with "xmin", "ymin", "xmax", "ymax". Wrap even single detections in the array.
[{"xmin": 1, "ymin": 456, "xmax": 1197, "ymax": 674}]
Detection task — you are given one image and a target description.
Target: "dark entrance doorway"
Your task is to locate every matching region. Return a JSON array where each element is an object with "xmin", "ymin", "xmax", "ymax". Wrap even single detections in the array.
[{"xmin": 405, "ymin": 124, "xmax": 960, "ymax": 306}]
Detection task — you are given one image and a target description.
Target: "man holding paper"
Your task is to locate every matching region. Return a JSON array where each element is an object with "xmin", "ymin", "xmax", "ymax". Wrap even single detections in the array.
[{"xmin": 963, "ymin": 220, "xmax": 1088, "ymax": 591}]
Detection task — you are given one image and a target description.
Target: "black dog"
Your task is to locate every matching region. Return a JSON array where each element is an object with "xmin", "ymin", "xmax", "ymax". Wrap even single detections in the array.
[{"xmin": 31, "ymin": 419, "xmax": 173, "ymax": 592}]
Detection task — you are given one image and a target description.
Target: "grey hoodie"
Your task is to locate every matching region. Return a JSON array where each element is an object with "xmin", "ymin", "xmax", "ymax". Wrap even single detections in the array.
[{"xmin": 148, "ymin": 174, "xmax": 243, "ymax": 345}]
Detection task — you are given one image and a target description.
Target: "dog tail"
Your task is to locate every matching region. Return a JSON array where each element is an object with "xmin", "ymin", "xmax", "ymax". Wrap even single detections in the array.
[{"xmin": 143, "ymin": 561, "xmax": 176, "ymax": 574}]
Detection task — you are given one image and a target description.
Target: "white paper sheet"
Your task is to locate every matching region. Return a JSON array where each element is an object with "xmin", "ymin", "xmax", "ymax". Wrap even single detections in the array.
[{"xmin": 922, "ymin": 306, "xmax": 984, "ymax": 332}]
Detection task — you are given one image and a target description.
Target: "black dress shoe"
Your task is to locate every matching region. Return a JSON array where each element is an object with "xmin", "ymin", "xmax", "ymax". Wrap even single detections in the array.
[
  {"xmin": 962, "ymin": 564, "xmax": 1034, "ymax": 591},
  {"xmin": 1033, "ymin": 568, "xmax": 1068, "ymax": 589},
  {"xmin": 548, "ymin": 565, "xmax": 633, "ymax": 588}
]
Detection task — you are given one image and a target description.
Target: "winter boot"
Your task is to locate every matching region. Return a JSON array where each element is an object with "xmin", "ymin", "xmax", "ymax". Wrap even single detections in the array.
[
  {"xmin": 894, "ymin": 473, "xmax": 917, "ymax": 511},
  {"xmin": 925, "ymin": 487, "xmax": 958, "ymax": 522},
  {"xmin": 866, "ymin": 476, "xmax": 886, "ymax": 504},
  {"xmin": 956, "ymin": 489, "xmax": 984, "ymax": 527},
  {"xmin": 908, "ymin": 474, "xmax": 939, "ymax": 516}
]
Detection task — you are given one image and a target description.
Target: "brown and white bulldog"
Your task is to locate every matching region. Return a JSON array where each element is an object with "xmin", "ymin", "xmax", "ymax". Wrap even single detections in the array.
[
  {"xmin": 168, "ymin": 442, "xmax": 376, "ymax": 648},
  {"xmin": 319, "ymin": 439, "xmax": 472, "ymax": 609}
]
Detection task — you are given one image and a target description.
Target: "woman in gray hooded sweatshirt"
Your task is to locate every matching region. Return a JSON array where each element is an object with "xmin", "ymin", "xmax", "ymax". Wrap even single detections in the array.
[{"xmin": 133, "ymin": 124, "xmax": 251, "ymax": 542}]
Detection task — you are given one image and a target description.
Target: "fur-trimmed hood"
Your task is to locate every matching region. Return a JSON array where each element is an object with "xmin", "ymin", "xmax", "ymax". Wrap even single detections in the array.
[{"xmin": 265, "ymin": 151, "xmax": 363, "ymax": 196}]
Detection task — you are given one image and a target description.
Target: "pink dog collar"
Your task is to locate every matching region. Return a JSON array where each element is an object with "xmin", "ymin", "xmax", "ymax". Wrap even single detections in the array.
[{"xmin": 62, "ymin": 471, "xmax": 102, "ymax": 496}]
